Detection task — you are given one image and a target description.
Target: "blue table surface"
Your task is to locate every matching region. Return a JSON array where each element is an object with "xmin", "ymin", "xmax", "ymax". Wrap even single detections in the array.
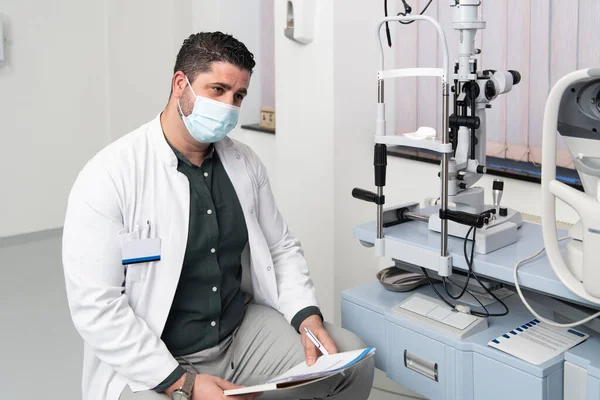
[
  {"xmin": 354, "ymin": 219, "xmax": 600, "ymax": 310},
  {"xmin": 342, "ymin": 281, "xmax": 600, "ymax": 378}
]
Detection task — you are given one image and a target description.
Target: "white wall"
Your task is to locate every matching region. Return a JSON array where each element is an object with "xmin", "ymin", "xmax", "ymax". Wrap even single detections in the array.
[
  {"xmin": 107, "ymin": 0, "xmax": 192, "ymax": 140},
  {"xmin": 274, "ymin": 0, "xmax": 336, "ymax": 320},
  {"xmin": 0, "ymin": 0, "xmax": 108, "ymax": 237},
  {"xmin": 332, "ymin": 0, "xmax": 394, "ymax": 323},
  {"xmin": 192, "ymin": 0, "xmax": 262, "ymax": 128},
  {"xmin": 0, "ymin": 0, "xmax": 192, "ymax": 238},
  {"xmin": 0, "ymin": 1, "xmax": 192, "ymax": 397},
  {"xmin": 0, "ymin": 0, "xmax": 271, "ymax": 238}
]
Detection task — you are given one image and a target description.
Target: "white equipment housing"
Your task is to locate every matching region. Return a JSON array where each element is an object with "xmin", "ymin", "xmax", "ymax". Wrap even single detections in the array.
[{"xmin": 542, "ymin": 68, "xmax": 600, "ymax": 303}]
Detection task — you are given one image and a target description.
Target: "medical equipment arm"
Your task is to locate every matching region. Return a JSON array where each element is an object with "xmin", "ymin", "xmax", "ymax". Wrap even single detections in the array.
[{"xmin": 352, "ymin": 14, "xmax": 452, "ymax": 276}]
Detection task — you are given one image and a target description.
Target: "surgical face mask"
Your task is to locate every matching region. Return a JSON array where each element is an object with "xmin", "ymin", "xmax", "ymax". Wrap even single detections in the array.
[{"xmin": 178, "ymin": 76, "xmax": 240, "ymax": 143}]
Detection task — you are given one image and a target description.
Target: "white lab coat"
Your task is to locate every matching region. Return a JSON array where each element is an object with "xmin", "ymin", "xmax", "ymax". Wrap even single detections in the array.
[{"xmin": 62, "ymin": 115, "xmax": 319, "ymax": 400}]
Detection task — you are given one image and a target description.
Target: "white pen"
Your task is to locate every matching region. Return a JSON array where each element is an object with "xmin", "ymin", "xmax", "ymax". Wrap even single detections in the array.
[{"xmin": 303, "ymin": 327, "xmax": 330, "ymax": 356}]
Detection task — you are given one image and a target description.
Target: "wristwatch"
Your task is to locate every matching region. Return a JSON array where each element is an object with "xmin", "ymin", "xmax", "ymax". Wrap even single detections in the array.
[{"xmin": 171, "ymin": 370, "xmax": 196, "ymax": 400}]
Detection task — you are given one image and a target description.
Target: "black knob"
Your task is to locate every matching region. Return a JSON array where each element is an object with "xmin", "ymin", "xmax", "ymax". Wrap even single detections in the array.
[
  {"xmin": 374, "ymin": 144, "xmax": 387, "ymax": 187},
  {"xmin": 499, "ymin": 207, "xmax": 508, "ymax": 217},
  {"xmin": 509, "ymin": 70, "xmax": 521, "ymax": 85},
  {"xmin": 476, "ymin": 165, "xmax": 486, "ymax": 174},
  {"xmin": 485, "ymin": 80, "xmax": 496, "ymax": 100},
  {"xmin": 493, "ymin": 180, "xmax": 504, "ymax": 191},
  {"xmin": 459, "ymin": 183, "xmax": 467, "ymax": 190}
]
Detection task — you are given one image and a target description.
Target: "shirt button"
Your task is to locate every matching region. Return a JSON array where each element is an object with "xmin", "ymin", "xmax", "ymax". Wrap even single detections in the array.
[
  {"xmin": 203, "ymin": 172, "xmax": 208, "ymax": 177},
  {"xmin": 211, "ymin": 321, "xmax": 216, "ymax": 327},
  {"xmin": 212, "ymin": 286, "xmax": 217, "ymax": 292},
  {"xmin": 210, "ymin": 248, "xmax": 216, "ymax": 254},
  {"xmin": 251, "ymin": 208, "xmax": 254, "ymax": 214},
  {"xmin": 267, "ymin": 266, "xmax": 272, "ymax": 271},
  {"xmin": 207, "ymin": 209, "xmax": 213, "ymax": 215},
  {"xmin": 236, "ymin": 155, "xmax": 241, "ymax": 159}
]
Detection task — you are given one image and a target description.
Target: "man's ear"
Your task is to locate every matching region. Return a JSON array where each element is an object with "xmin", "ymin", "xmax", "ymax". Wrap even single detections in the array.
[{"xmin": 172, "ymin": 71, "xmax": 188, "ymax": 99}]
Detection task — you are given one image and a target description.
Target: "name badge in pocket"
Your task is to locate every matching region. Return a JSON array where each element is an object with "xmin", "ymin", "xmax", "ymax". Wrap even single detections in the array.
[{"xmin": 122, "ymin": 238, "xmax": 162, "ymax": 265}]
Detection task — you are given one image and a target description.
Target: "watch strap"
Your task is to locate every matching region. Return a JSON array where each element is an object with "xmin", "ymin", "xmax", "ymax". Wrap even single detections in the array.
[{"xmin": 181, "ymin": 370, "xmax": 196, "ymax": 396}]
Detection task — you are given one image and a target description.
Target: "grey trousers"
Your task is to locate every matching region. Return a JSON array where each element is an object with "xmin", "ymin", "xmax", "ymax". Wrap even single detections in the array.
[{"xmin": 120, "ymin": 304, "xmax": 374, "ymax": 399}]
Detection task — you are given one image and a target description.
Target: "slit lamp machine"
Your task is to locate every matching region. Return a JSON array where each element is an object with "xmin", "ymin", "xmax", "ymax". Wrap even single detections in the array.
[{"xmin": 353, "ymin": 0, "xmax": 600, "ymax": 311}]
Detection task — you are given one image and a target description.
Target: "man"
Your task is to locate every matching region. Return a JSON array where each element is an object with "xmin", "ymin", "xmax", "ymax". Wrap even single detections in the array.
[{"xmin": 63, "ymin": 32, "xmax": 374, "ymax": 400}]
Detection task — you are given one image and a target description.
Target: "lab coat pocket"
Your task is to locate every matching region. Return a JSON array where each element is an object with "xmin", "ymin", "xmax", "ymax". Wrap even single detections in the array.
[
  {"xmin": 119, "ymin": 226, "xmax": 156, "ymax": 284},
  {"xmin": 125, "ymin": 261, "xmax": 150, "ymax": 284}
]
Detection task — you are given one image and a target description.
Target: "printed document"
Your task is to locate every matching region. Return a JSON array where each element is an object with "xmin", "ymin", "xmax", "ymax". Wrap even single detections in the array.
[
  {"xmin": 488, "ymin": 319, "xmax": 588, "ymax": 365},
  {"xmin": 224, "ymin": 347, "xmax": 375, "ymax": 396}
]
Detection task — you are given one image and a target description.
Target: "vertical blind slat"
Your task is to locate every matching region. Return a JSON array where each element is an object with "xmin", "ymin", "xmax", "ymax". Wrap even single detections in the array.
[
  {"xmin": 505, "ymin": 0, "xmax": 531, "ymax": 162},
  {"xmin": 416, "ymin": 0, "xmax": 439, "ymax": 134}
]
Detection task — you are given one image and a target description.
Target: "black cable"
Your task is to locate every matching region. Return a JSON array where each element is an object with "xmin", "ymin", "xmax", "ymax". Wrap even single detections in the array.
[
  {"xmin": 384, "ymin": 0, "xmax": 435, "ymax": 47},
  {"xmin": 421, "ymin": 268, "xmax": 457, "ymax": 309},
  {"xmin": 426, "ymin": 217, "xmax": 510, "ymax": 318},
  {"xmin": 423, "ymin": 267, "xmax": 489, "ymax": 318},
  {"xmin": 384, "ymin": 0, "xmax": 393, "ymax": 47},
  {"xmin": 442, "ymin": 226, "xmax": 474, "ymax": 299},
  {"xmin": 465, "ymin": 227, "xmax": 510, "ymax": 317},
  {"xmin": 398, "ymin": 0, "xmax": 434, "ymax": 25},
  {"xmin": 446, "ymin": 276, "xmax": 491, "ymax": 317}
]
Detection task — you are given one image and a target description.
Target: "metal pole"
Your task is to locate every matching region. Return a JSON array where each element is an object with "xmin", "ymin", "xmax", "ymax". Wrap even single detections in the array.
[
  {"xmin": 441, "ymin": 83, "xmax": 450, "ymax": 256},
  {"xmin": 377, "ymin": 79, "xmax": 385, "ymax": 240},
  {"xmin": 403, "ymin": 212, "xmax": 430, "ymax": 223}
]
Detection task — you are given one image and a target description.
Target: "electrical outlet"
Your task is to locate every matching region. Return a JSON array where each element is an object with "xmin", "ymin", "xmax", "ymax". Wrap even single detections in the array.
[{"xmin": 259, "ymin": 107, "xmax": 276, "ymax": 131}]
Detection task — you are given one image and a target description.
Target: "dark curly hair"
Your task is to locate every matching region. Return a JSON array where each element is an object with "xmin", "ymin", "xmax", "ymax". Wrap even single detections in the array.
[{"xmin": 174, "ymin": 32, "xmax": 256, "ymax": 83}]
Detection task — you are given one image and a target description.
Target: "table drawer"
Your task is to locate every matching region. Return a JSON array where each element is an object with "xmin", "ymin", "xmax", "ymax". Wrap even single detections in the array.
[
  {"xmin": 388, "ymin": 323, "xmax": 447, "ymax": 400},
  {"xmin": 341, "ymin": 299, "xmax": 387, "ymax": 370},
  {"xmin": 473, "ymin": 354, "xmax": 562, "ymax": 400}
]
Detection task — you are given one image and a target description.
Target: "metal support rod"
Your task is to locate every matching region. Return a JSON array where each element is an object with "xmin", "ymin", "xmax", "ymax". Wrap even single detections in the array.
[
  {"xmin": 470, "ymin": 85, "xmax": 476, "ymax": 159},
  {"xmin": 403, "ymin": 211, "xmax": 430, "ymax": 223},
  {"xmin": 441, "ymin": 83, "xmax": 450, "ymax": 256},
  {"xmin": 376, "ymin": 78, "xmax": 384, "ymax": 240},
  {"xmin": 377, "ymin": 187, "xmax": 383, "ymax": 239}
]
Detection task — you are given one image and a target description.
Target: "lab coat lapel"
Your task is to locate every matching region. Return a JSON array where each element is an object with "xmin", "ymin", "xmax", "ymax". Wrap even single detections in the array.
[
  {"xmin": 215, "ymin": 138, "xmax": 277, "ymax": 306},
  {"xmin": 142, "ymin": 118, "xmax": 191, "ymax": 334}
]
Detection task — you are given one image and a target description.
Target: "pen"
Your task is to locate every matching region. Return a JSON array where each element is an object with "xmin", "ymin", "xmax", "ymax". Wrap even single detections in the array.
[{"xmin": 303, "ymin": 327, "xmax": 330, "ymax": 356}]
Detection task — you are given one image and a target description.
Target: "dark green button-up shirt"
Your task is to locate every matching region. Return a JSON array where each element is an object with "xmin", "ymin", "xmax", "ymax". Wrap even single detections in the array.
[
  {"xmin": 154, "ymin": 140, "xmax": 323, "ymax": 393},
  {"xmin": 161, "ymin": 144, "xmax": 248, "ymax": 357}
]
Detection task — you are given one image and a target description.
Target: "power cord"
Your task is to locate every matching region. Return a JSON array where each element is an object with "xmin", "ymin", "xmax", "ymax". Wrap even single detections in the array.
[
  {"xmin": 460, "ymin": 226, "xmax": 509, "ymax": 317},
  {"xmin": 422, "ymin": 217, "xmax": 510, "ymax": 318},
  {"xmin": 384, "ymin": 0, "xmax": 435, "ymax": 47},
  {"xmin": 442, "ymin": 226, "xmax": 475, "ymax": 300},
  {"xmin": 446, "ymin": 276, "xmax": 491, "ymax": 315},
  {"xmin": 513, "ymin": 238, "xmax": 600, "ymax": 327},
  {"xmin": 421, "ymin": 267, "xmax": 489, "ymax": 318}
]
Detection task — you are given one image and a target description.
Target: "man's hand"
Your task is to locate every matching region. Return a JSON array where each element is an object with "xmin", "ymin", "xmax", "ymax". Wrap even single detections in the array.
[
  {"xmin": 299, "ymin": 315, "xmax": 338, "ymax": 366},
  {"xmin": 165, "ymin": 373, "xmax": 261, "ymax": 400}
]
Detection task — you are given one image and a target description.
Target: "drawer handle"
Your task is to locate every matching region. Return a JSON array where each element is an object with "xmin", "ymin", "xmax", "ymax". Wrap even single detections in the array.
[{"xmin": 404, "ymin": 350, "xmax": 439, "ymax": 382}]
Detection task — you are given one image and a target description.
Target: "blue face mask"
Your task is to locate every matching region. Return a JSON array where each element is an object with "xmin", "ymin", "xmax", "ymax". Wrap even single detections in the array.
[{"xmin": 178, "ymin": 76, "xmax": 240, "ymax": 143}]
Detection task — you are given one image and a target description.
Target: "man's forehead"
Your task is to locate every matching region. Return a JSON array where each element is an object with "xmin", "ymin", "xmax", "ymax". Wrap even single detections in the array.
[{"xmin": 194, "ymin": 62, "xmax": 250, "ymax": 87}]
